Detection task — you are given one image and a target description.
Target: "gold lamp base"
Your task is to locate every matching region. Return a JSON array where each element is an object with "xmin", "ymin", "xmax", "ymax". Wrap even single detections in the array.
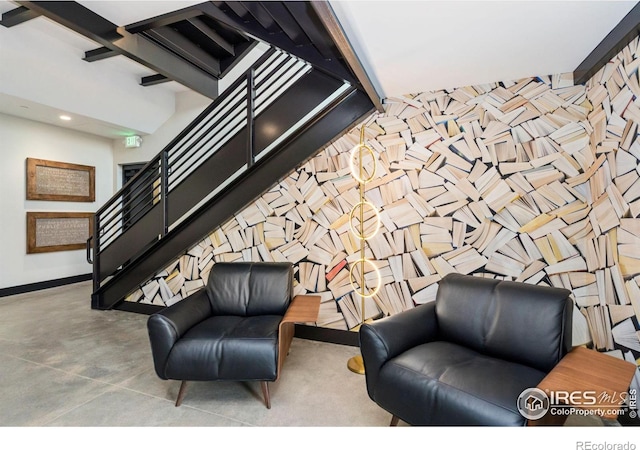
[
  {"xmin": 347, "ymin": 354, "xmax": 365, "ymax": 374},
  {"xmin": 347, "ymin": 318, "xmax": 375, "ymax": 375}
]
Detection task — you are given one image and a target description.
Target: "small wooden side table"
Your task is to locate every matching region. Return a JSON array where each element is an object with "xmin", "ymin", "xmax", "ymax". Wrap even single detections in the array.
[
  {"xmin": 528, "ymin": 346, "xmax": 637, "ymax": 425},
  {"xmin": 277, "ymin": 294, "xmax": 321, "ymax": 375}
]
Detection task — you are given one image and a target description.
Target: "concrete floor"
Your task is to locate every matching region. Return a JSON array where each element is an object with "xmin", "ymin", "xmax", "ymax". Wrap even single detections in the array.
[
  {"xmin": 0, "ymin": 281, "xmax": 391, "ymax": 428},
  {"xmin": 0, "ymin": 280, "xmax": 626, "ymax": 444}
]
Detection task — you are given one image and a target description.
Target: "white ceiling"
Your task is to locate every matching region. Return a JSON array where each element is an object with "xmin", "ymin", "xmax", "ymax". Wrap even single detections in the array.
[
  {"xmin": 0, "ymin": 0, "xmax": 206, "ymax": 138},
  {"xmin": 0, "ymin": 0, "xmax": 638, "ymax": 139},
  {"xmin": 330, "ymin": 0, "xmax": 639, "ymax": 98}
]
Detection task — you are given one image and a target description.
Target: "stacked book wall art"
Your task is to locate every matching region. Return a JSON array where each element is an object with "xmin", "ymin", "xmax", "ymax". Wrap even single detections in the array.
[{"xmin": 128, "ymin": 37, "xmax": 640, "ymax": 374}]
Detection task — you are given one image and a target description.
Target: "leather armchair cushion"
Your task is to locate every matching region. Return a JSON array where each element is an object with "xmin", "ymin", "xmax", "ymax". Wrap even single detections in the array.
[
  {"xmin": 435, "ymin": 273, "xmax": 572, "ymax": 373},
  {"xmin": 206, "ymin": 262, "xmax": 292, "ymax": 317},
  {"xmin": 164, "ymin": 315, "xmax": 282, "ymax": 381},
  {"xmin": 373, "ymin": 341, "xmax": 547, "ymax": 426}
]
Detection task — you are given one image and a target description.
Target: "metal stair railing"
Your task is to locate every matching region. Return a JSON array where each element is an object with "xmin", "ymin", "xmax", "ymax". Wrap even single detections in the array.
[{"xmin": 89, "ymin": 45, "xmax": 352, "ymax": 297}]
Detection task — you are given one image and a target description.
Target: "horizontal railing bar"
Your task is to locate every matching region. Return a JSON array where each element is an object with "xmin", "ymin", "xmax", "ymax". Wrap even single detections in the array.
[
  {"xmin": 97, "ymin": 168, "xmax": 160, "ymax": 229},
  {"xmin": 167, "ymin": 89, "xmax": 248, "ymax": 166},
  {"xmin": 97, "ymin": 169, "xmax": 160, "ymax": 228},
  {"xmin": 169, "ymin": 120, "xmax": 247, "ymax": 188},
  {"xmin": 168, "ymin": 100, "xmax": 247, "ymax": 163},
  {"xmin": 168, "ymin": 108, "xmax": 247, "ymax": 180},
  {"xmin": 255, "ymin": 54, "xmax": 297, "ymax": 91},
  {"xmin": 98, "ymin": 193, "xmax": 158, "ymax": 246},
  {"xmin": 256, "ymin": 63, "xmax": 308, "ymax": 101},
  {"xmin": 165, "ymin": 53, "xmax": 295, "ymax": 171},
  {"xmin": 166, "ymin": 82, "xmax": 248, "ymax": 159},
  {"xmin": 152, "ymin": 46, "xmax": 278, "ymax": 160},
  {"xmin": 99, "ymin": 193, "xmax": 161, "ymax": 250},
  {"xmin": 255, "ymin": 54, "xmax": 303, "ymax": 87},
  {"xmin": 254, "ymin": 50, "xmax": 291, "ymax": 81},
  {"xmin": 169, "ymin": 120, "xmax": 248, "ymax": 189},
  {"xmin": 167, "ymin": 56, "xmax": 308, "ymax": 185},
  {"xmin": 99, "ymin": 184, "xmax": 160, "ymax": 239},
  {"xmin": 166, "ymin": 86, "xmax": 247, "ymax": 158},
  {"xmin": 96, "ymin": 154, "xmax": 161, "ymax": 218},
  {"xmin": 253, "ymin": 49, "xmax": 286, "ymax": 77}
]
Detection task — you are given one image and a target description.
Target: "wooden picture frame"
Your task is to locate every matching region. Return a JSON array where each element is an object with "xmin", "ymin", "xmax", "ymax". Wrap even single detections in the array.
[
  {"xmin": 26, "ymin": 158, "xmax": 95, "ymax": 202},
  {"xmin": 27, "ymin": 212, "xmax": 94, "ymax": 254}
]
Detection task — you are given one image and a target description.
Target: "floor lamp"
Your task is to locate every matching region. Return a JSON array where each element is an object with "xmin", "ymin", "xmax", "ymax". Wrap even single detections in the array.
[{"xmin": 347, "ymin": 126, "xmax": 381, "ymax": 374}]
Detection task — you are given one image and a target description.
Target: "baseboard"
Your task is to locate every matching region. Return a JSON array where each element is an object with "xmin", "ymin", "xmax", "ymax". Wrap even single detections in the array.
[
  {"xmin": 0, "ymin": 273, "xmax": 92, "ymax": 297},
  {"xmin": 294, "ymin": 324, "xmax": 359, "ymax": 347}
]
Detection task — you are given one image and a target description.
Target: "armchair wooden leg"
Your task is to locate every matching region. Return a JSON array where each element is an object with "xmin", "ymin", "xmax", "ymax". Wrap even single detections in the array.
[
  {"xmin": 260, "ymin": 381, "xmax": 271, "ymax": 409},
  {"xmin": 390, "ymin": 415, "xmax": 400, "ymax": 426},
  {"xmin": 175, "ymin": 380, "xmax": 188, "ymax": 407}
]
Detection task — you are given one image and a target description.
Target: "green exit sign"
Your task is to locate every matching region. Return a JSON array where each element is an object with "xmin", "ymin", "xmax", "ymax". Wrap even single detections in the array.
[{"xmin": 125, "ymin": 136, "xmax": 142, "ymax": 148}]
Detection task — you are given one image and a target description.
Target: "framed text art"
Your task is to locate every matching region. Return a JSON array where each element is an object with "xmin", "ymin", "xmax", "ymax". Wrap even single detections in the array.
[
  {"xmin": 26, "ymin": 158, "xmax": 95, "ymax": 202},
  {"xmin": 27, "ymin": 212, "xmax": 94, "ymax": 254}
]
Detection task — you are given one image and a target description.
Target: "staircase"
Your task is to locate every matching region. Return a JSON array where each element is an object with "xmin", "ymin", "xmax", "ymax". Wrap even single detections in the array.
[
  {"xmin": 3, "ymin": 0, "xmax": 379, "ymax": 310},
  {"xmin": 90, "ymin": 43, "xmax": 374, "ymax": 311}
]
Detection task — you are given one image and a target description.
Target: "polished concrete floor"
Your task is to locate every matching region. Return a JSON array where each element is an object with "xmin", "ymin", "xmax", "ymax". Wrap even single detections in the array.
[
  {"xmin": 0, "ymin": 280, "xmax": 625, "ymax": 436},
  {"xmin": 0, "ymin": 281, "xmax": 392, "ymax": 428}
]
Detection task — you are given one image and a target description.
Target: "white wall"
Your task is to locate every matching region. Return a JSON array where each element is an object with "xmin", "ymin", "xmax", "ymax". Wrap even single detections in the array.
[
  {"xmin": 0, "ymin": 113, "xmax": 114, "ymax": 288},
  {"xmin": 0, "ymin": 15, "xmax": 177, "ymax": 135},
  {"xmin": 113, "ymin": 89, "xmax": 211, "ymax": 169}
]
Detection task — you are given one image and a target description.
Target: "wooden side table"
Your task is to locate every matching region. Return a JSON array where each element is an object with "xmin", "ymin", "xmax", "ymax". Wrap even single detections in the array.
[
  {"xmin": 528, "ymin": 346, "xmax": 637, "ymax": 426},
  {"xmin": 277, "ymin": 294, "xmax": 321, "ymax": 375}
]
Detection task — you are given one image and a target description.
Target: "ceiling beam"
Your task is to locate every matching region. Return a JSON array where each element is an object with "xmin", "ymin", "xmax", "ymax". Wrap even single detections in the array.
[
  {"xmin": 573, "ymin": 2, "xmax": 640, "ymax": 86},
  {"xmin": 17, "ymin": 1, "xmax": 218, "ymax": 99},
  {"xmin": 83, "ymin": 46, "xmax": 119, "ymax": 62},
  {"xmin": 125, "ymin": 7, "xmax": 205, "ymax": 34},
  {"xmin": 0, "ymin": 5, "xmax": 40, "ymax": 28},
  {"xmin": 113, "ymin": 27, "xmax": 218, "ymax": 99},
  {"xmin": 310, "ymin": 1, "xmax": 384, "ymax": 112},
  {"xmin": 141, "ymin": 74, "xmax": 170, "ymax": 87},
  {"xmin": 17, "ymin": 1, "xmax": 120, "ymax": 41}
]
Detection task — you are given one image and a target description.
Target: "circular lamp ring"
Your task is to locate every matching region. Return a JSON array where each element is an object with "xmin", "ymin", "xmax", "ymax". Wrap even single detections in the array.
[
  {"xmin": 349, "ymin": 201, "xmax": 381, "ymax": 240},
  {"xmin": 348, "ymin": 258, "xmax": 382, "ymax": 299},
  {"xmin": 349, "ymin": 144, "xmax": 377, "ymax": 184}
]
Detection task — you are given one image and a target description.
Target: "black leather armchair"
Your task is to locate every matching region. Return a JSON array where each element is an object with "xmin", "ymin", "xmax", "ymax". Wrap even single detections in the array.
[
  {"xmin": 360, "ymin": 273, "xmax": 573, "ymax": 426},
  {"xmin": 147, "ymin": 262, "xmax": 320, "ymax": 408}
]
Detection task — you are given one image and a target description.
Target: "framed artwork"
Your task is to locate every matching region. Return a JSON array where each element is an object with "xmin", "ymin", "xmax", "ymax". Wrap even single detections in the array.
[
  {"xmin": 26, "ymin": 212, "xmax": 94, "ymax": 254},
  {"xmin": 26, "ymin": 158, "xmax": 95, "ymax": 202}
]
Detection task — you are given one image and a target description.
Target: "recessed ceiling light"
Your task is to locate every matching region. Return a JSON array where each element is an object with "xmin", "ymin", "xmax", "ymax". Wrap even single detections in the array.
[{"xmin": 59, "ymin": 115, "xmax": 72, "ymax": 121}]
